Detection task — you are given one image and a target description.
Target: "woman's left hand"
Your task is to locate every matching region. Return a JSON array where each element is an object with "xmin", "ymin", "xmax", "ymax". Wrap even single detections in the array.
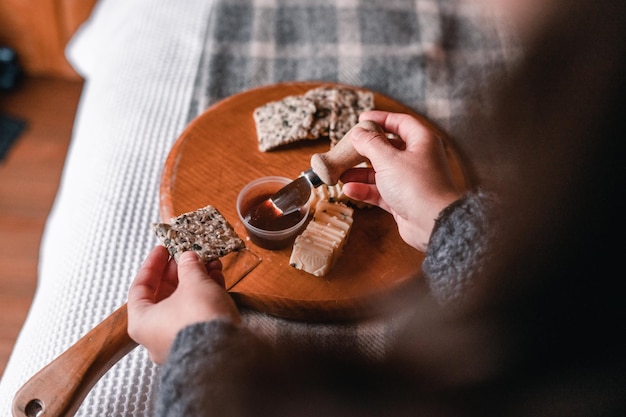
[{"xmin": 127, "ymin": 246, "xmax": 241, "ymax": 364}]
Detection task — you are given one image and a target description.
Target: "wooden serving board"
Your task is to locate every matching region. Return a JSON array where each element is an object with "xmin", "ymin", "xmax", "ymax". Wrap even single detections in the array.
[{"xmin": 160, "ymin": 82, "xmax": 467, "ymax": 321}]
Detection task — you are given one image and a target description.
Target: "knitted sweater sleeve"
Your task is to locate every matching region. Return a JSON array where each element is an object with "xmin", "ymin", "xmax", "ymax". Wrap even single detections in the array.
[
  {"xmin": 155, "ymin": 320, "xmax": 266, "ymax": 417},
  {"xmin": 422, "ymin": 190, "xmax": 498, "ymax": 304}
]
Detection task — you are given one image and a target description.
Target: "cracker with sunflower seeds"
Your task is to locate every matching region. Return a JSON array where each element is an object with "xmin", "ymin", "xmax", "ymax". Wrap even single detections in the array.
[
  {"xmin": 153, "ymin": 205, "xmax": 245, "ymax": 263},
  {"xmin": 304, "ymin": 85, "xmax": 375, "ymax": 145},
  {"xmin": 253, "ymin": 95, "xmax": 317, "ymax": 152},
  {"xmin": 252, "ymin": 85, "xmax": 375, "ymax": 151}
]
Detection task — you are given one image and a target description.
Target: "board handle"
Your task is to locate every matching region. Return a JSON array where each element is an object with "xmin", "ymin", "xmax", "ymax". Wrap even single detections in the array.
[
  {"xmin": 11, "ymin": 304, "xmax": 137, "ymax": 417},
  {"xmin": 10, "ymin": 249, "xmax": 262, "ymax": 417}
]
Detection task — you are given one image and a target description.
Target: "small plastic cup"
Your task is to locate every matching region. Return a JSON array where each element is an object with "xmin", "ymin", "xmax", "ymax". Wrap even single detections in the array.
[{"xmin": 236, "ymin": 176, "xmax": 310, "ymax": 250}]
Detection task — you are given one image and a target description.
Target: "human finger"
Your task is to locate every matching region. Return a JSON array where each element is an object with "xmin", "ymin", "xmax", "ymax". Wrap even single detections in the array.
[
  {"xmin": 177, "ymin": 252, "xmax": 241, "ymax": 324},
  {"xmin": 205, "ymin": 259, "xmax": 226, "ymax": 288},
  {"xmin": 359, "ymin": 110, "xmax": 437, "ymax": 149},
  {"xmin": 339, "ymin": 167, "xmax": 382, "ymax": 205},
  {"xmin": 128, "ymin": 246, "xmax": 170, "ymax": 308},
  {"xmin": 176, "ymin": 251, "xmax": 225, "ymax": 289},
  {"xmin": 349, "ymin": 125, "xmax": 399, "ymax": 169},
  {"xmin": 154, "ymin": 257, "xmax": 179, "ymax": 301},
  {"xmin": 206, "ymin": 259, "xmax": 223, "ymax": 271},
  {"xmin": 340, "ymin": 166, "xmax": 376, "ymax": 184},
  {"xmin": 341, "ymin": 182, "xmax": 392, "ymax": 211},
  {"xmin": 358, "ymin": 110, "xmax": 420, "ymax": 134},
  {"xmin": 177, "ymin": 251, "xmax": 206, "ymax": 277}
]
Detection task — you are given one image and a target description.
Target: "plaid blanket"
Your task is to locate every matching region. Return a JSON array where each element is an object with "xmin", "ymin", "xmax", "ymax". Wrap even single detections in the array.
[{"xmin": 189, "ymin": 0, "xmax": 517, "ymax": 134}]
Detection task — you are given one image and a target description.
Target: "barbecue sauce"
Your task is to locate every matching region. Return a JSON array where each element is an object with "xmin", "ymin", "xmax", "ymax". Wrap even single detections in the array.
[{"xmin": 243, "ymin": 192, "xmax": 307, "ymax": 249}]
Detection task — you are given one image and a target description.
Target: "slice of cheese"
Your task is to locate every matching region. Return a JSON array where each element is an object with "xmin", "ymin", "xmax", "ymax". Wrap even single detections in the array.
[
  {"xmin": 290, "ymin": 236, "xmax": 334, "ymax": 277},
  {"xmin": 308, "ymin": 175, "xmax": 373, "ymax": 215},
  {"xmin": 305, "ymin": 222, "xmax": 346, "ymax": 248},
  {"xmin": 289, "ymin": 201, "xmax": 354, "ymax": 277}
]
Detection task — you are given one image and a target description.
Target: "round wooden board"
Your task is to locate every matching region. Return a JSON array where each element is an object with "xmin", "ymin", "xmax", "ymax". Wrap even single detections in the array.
[{"xmin": 160, "ymin": 82, "xmax": 467, "ymax": 321}]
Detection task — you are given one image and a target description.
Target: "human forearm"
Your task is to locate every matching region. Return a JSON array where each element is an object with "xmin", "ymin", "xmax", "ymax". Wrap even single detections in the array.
[
  {"xmin": 156, "ymin": 320, "xmax": 266, "ymax": 417},
  {"xmin": 422, "ymin": 190, "xmax": 499, "ymax": 304}
]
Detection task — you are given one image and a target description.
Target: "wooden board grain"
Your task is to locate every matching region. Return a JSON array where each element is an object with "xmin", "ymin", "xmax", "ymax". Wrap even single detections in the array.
[{"xmin": 160, "ymin": 82, "xmax": 467, "ymax": 321}]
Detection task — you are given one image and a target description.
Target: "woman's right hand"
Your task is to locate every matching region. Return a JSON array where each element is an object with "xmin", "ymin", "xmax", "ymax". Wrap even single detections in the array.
[{"xmin": 340, "ymin": 110, "xmax": 461, "ymax": 251}]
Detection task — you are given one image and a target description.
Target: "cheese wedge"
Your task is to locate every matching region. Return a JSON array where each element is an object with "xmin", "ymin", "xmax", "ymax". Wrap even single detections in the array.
[
  {"xmin": 308, "ymin": 175, "xmax": 373, "ymax": 215},
  {"xmin": 290, "ymin": 201, "xmax": 354, "ymax": 276}
]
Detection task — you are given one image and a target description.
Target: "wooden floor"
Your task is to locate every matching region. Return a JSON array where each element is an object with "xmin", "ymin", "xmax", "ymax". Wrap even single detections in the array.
[{"xmin": 0, "ymin": 76, "xmax": 83, "ymax": 378}]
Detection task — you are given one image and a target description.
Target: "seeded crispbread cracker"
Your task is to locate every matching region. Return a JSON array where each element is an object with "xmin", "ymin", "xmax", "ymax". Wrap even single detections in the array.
[
  {"xmin": 252, "ymin": 85, "xmax": 375, "ymax": 151},
  {"xmin": 305, "ymin": 85, "xmax": 375, "ymax": 145},
  {"xmin": 152, "ymin": 205, "xmax": 245, "ymax": 263},
  {"xmin": 253, "ymin": 95, "xmax": 317, "ymax": 151}
]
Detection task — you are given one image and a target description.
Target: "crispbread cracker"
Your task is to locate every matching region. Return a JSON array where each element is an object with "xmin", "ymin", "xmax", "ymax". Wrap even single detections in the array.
[
  {"xmin": 252, "ymin": 85, "xmax": 375, "ymax": 151},
  {"xmin": 153, "ymin": 205, "xmax": 245, "ymax": 263},
  {"xmin": 253, "ymin": 95, "xmax": 316, "ymax": 151},
  {"xmin": 305, "ymin": 86, "xmax": 375, "ymax": 145}
]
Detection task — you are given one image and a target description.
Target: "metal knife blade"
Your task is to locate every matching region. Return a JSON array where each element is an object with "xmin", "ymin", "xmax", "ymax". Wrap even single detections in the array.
[
  {"xmin": 268, "ymin": 169, "xmax": 323, "ymax": 216},
  {"xmin": 254, "ymin": 120, "xmax": 385, "ymax": 217}
]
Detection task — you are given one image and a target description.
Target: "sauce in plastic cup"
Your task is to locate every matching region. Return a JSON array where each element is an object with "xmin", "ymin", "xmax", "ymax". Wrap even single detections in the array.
[{"xmin": 237, "ymin": 176, "xmax": 310, "ymax": 250}]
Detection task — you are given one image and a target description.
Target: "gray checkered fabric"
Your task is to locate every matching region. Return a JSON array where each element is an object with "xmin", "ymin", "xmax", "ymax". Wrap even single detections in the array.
[{"xmin": 189, "ymin": 0, "xmax": 518, "ymax": 134}]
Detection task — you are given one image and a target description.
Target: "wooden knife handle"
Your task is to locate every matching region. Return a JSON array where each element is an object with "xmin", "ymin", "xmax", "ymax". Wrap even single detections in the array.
[
  {"xmin": 11, "ymin": 303, "xmax": 137, "ymax": 417},
  {"xmin": 310, "ymin": 121, "xmax": 385, "ymax": 186}
]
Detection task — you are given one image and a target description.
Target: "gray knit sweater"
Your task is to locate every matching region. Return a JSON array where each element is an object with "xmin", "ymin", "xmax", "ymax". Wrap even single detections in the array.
[{"xmin": 155, "ymin": 191, "xmax": 495, "ymax": 416}]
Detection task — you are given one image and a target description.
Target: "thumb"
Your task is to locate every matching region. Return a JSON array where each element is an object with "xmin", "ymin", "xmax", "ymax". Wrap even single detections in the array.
[
  {"xmin": 177, "ymin": 251, "xmax": 226, "ymax": 288},
  {"xmin": 177, "ymin": 251, "xmax": 210, "ymax": 283}
]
